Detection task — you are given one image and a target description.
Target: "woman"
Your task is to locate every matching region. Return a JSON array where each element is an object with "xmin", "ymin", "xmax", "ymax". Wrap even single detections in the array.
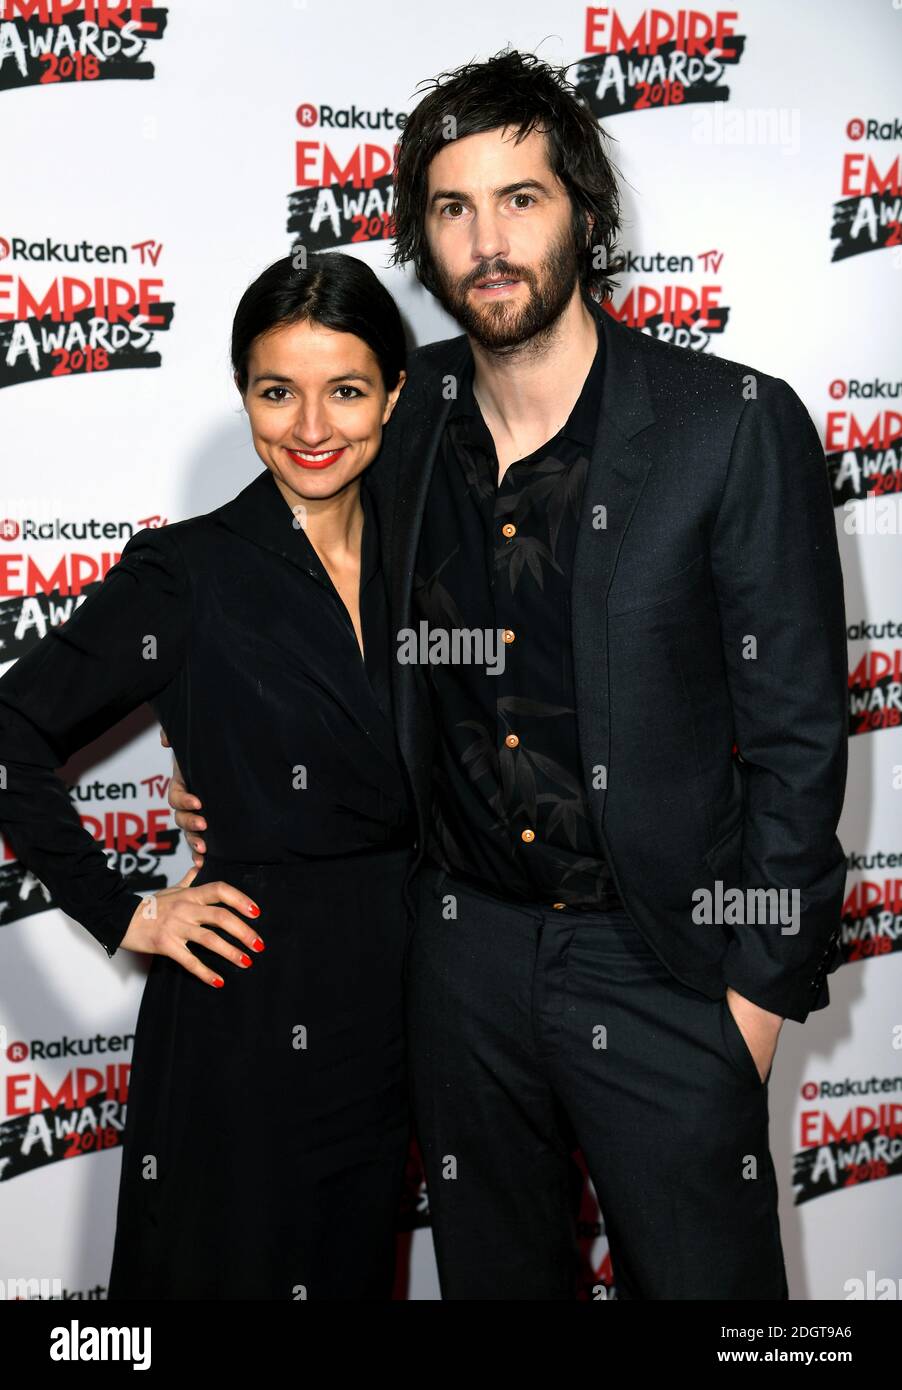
[{"xmin": 0, "ymin": 252, "xmax": 414, "ymax": 1299}]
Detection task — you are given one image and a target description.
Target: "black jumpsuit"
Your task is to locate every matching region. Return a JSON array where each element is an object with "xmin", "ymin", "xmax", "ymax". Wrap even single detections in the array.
[{"xmin": 0, "ymin": 466, "xmax": 415, "ymax": 1299}]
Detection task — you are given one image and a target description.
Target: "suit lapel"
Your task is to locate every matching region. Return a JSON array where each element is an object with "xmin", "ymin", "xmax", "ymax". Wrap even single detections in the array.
[
  {"xmin": 387, "ymin": 335, "xmax": 470, "ymax": 812},
  {"xmin": 212, "ymin": 466, "xmax": 325, "ymax": 575},
  {"xmin": 571, "ymin": 301, "xmax": 657, "ymax": 829}
]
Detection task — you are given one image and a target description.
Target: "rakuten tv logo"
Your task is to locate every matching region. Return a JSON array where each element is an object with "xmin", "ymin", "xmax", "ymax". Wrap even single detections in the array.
[
  {"xmin": 831, "ymin": 116, "xmax": 902, "ymax": 261},
  {"xmin": 287, "ymin": 100, "xmax": 398, "ymax": 253},
  {"xmin": 608, "ymin": 247, "xmax": 730, "ymax": 349},
  {"xmin": 826, "ymin": 389, "xmax": 902, "ymax": 504},
  {"xmin": 294, "ymin": 101, "xmax": 406, "ymax": 132},
  {"xmin": 846, "ymin": 118, "xmax": 902, "ymax": 142},
  {"xmin": 0, "ymin": 233, "xmax": 174, "ymax": 388},
  {"xmin": 829, "ymin": 378, "xmax": 902, "ymax": 401},
  {"xmin": 792, "ymin": 1076, "xmax": 902, "ymax": 1205}
]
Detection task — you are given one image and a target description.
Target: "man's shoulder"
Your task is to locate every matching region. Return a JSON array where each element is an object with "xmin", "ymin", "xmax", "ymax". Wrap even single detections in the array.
[
  {"xmin": 618, "ymin": 313, "xmax": 781, "ymax": 399},
  {"xmin": 405, "ymin": 329, "xmax": 470, "ymax": 388},
  {"xmin": 400, "ymin": 308, "xmax": 786, "ymax": 401},
  {"xmin": 392, "ymin": 306, "xmax": 800, "ymax": 434},
  {"xmin": 619, "ymin": 319, "xmax": 816, "ymax": 458}
]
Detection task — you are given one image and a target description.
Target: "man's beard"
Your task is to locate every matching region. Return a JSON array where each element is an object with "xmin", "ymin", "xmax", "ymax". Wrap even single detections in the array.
[{"xmin": 428, "ymin": 224, "xmax": 581, "ymax": 352}]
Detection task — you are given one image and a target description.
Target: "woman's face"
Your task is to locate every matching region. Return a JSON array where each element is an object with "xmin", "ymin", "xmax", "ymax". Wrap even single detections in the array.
[{"xmin": 241, "ymin": 318, "xmax": 405, "ymax": 506}]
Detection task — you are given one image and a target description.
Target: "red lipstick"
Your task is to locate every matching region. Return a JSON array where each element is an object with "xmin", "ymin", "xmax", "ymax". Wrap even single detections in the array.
[{"xmin": 284, "ymin": 446, "xmax": 347, "ymax": 470}]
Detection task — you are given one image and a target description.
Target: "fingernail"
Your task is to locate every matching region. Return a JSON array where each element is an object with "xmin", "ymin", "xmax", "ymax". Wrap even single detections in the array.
[
  {"xmin": 251, "ymin": 937, "xmax": 265, "ymax": 952},
  {"xmin": 212, "ymin": 977, "xmax": 224, "ymax": 988},
  {"xmin": 239, "ymin": 954, "xmax": 252, "ymax": 967},
  {"xmin": 247, "ymin": 903, "xmax": 260, "ymax": 917}
]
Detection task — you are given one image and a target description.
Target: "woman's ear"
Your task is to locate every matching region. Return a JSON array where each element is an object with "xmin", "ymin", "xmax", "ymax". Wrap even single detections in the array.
[{"xmin": 383, "ymin": 369, "xmax": 407, "ymax": 422}]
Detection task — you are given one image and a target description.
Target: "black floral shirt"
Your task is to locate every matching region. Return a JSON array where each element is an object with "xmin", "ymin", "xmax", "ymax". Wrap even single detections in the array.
[{"xmin": 412, "ymin": 319, "xmax": 623, "ymax": 911}]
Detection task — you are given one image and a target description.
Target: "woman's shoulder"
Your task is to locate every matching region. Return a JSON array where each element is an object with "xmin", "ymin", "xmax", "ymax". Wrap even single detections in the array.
[{"xmin": 123, "ymin": 476, "xmax": 266, "ymax": 569}]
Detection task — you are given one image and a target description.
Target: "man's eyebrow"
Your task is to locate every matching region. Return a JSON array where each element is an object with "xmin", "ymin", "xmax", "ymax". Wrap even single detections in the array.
[
  {"xmin": 250, "ymin": 370, "xmax": 376, "ymax": 387},
  {"xmin": 429, "ymin": 178, "xmax": 552, "ymax": 207}
]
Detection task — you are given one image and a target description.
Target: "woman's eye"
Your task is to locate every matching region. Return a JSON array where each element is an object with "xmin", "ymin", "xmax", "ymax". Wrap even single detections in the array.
[{"xmin": 262, "ymin": 385, "xmax": 362, "ymax": 402}]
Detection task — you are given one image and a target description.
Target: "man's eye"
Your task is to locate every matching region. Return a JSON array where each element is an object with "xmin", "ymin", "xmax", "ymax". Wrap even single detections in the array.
[
  {"xmin": 441, "ymin": 202, "xmax": 465, "ymax": 218},
  {"xmin": 512, "ymin": 194, "xmax": 536, "ymax": 209}
]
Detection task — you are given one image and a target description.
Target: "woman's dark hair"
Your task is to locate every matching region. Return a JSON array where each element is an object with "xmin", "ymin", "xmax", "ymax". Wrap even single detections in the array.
[
  {"xmin": 388, "ymin": 48, "xmax": 626, "ymax": 303},
  {"xmin": 231, "ymin": 251, "xmax": 406, "ymax": 396}
]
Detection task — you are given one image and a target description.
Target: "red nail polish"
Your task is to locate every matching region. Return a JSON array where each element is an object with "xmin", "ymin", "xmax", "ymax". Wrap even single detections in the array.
[
  {"xmin": 247, "ymin": 903, "xmax": 260, "ymax": 917},
  {"xmin": 212, "ymin": 977, "xmax": 224, "ymax": 988},
  {"xmin": 252, "ymin": 938, "xmax": 265, "ymax": 952},
  {"xmin": 239, "ymin": 954, "xmax": 252, "ymax": 967}
]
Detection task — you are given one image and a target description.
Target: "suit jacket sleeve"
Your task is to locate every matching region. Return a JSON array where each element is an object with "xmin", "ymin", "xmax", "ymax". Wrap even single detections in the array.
[
  {"xmin": 709, "ymin": 375, "xmax": 849, "ymax": 1023},
  {"xmin": 0, "ymin": 526, "xmax": 189, "ymax": 958}
]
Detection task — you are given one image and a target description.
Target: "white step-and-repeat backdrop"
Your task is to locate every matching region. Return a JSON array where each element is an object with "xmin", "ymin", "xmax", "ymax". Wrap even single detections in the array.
[{"xmin": 1, "ymin": 0, "xmax": 900, "ymax": 1301}]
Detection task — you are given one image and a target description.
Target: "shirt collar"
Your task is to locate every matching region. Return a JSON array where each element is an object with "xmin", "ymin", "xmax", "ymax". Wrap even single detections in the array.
[{"xmin": 450, "ymin": 311, "xmax": 604, "ymax": 450}]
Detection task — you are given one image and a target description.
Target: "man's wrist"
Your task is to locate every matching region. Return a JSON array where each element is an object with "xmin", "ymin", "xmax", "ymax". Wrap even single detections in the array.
[{"xmin": 726, "ymin": 985, "xmax": 784, "ymax": 1029}]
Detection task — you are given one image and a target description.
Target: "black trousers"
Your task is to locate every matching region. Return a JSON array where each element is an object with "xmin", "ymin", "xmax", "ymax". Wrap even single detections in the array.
[{"xmin": 405, "ymin": 861, "xmax": 789, "ymax": 1300}]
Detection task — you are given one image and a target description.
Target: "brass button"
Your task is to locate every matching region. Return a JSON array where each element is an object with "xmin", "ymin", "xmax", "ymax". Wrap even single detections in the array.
[
  {"xmin": 552, "ymin": 902, "xmax": 566, "ymax": 910},
  {"xmin": 504, "ymin": 733, "xmax": 520, "ymax": 748},
  {"xmin": 501, "ymin": 523, "xmax": 517, "ymax": 538},
  {"xmin": 502, "ymin": 628, "xmax": 516, "ymax": 644},
  {"xmin": 520, "ymin": 828, "xmax": 535, "ymax": 843}
]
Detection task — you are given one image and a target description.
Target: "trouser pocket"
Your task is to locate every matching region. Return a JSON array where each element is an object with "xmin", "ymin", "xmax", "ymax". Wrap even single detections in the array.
[{"xmin": 720, "ymin": 995, "xmax": 769, "ymax": 1087}]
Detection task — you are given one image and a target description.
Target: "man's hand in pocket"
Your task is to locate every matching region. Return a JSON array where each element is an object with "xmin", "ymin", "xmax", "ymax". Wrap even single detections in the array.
[{"xmin": 726, "ymin": 986, "xmax": 783, "ymax": 1083}]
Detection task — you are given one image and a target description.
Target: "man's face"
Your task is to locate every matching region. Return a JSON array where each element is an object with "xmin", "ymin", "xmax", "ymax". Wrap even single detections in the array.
[{"xmin": 423, "ymin": 124, "xmax": 584, "ymax": 349}]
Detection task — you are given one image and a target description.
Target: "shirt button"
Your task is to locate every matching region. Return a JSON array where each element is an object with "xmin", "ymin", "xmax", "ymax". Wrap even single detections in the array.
[
  {"xmin": 520, "ymin": 828, "xmax": 535, "ymax": 843},
  {"xmin": 504, "ymin": 733, "xmax": 520, "ymax": 748},
  {"xmin": 501, "ymin": 523, "xmax": 517, "ymax": 538},
  {"xmin": 502, "ymin": 628, "xmax": 516, "ymax": 644},
  {"xmin": 552, "ymin": 902, "xmax": 566, "ymax": 910}
]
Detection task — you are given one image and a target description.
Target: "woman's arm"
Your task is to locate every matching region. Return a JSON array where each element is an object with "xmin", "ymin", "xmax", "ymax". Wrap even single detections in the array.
[{"xmin": 0, "ymin": 526, "xmax": 191, "ymax": 956}]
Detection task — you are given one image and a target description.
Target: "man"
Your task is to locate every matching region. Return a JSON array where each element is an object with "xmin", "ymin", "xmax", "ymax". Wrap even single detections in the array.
[{"xmin": 169, "ymin": 50, "xmax": 848, "ymax": 1298}]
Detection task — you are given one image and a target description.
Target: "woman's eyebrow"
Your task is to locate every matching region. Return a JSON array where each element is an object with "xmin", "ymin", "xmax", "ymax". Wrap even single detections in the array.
[{"xmin": 250, "ymin": 370, "xmax": 375, "ymax": 386}]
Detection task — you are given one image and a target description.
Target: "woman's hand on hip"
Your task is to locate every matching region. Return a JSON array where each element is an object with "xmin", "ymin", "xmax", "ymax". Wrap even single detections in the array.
[{"xmin": 119, "ymin": 866, "xmax": 264, "ymax": 987}]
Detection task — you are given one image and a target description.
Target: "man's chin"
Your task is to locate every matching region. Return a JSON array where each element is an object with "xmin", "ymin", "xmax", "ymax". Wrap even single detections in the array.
[
  {"xmin": 471, "ymin": 327, "xmax": 531, "ymax": 350},
  {"xmin": 459, "ymin": 301, "xmax": 535, "ymax": 350}
]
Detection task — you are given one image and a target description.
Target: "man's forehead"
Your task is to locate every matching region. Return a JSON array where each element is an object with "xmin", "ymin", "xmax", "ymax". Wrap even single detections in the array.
[{"xmin": 426, "ymin": 126, "xmax": 555, "ymax": 189}]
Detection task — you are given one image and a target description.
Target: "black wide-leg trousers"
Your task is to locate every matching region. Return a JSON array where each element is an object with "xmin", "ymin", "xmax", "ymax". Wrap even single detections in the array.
[{"xmin": 405, "ymin": 861, "xmax": 789, "ymax": 1301}]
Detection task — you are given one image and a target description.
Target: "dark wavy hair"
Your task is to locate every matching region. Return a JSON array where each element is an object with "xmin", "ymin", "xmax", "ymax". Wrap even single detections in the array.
[
  {"xmin": 231, "ymin": 252, "xmax": 406, "ymax": 396},
  {"xmin": 388, "ymin": 48, "xmax": 626, "ymax": 303}
]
